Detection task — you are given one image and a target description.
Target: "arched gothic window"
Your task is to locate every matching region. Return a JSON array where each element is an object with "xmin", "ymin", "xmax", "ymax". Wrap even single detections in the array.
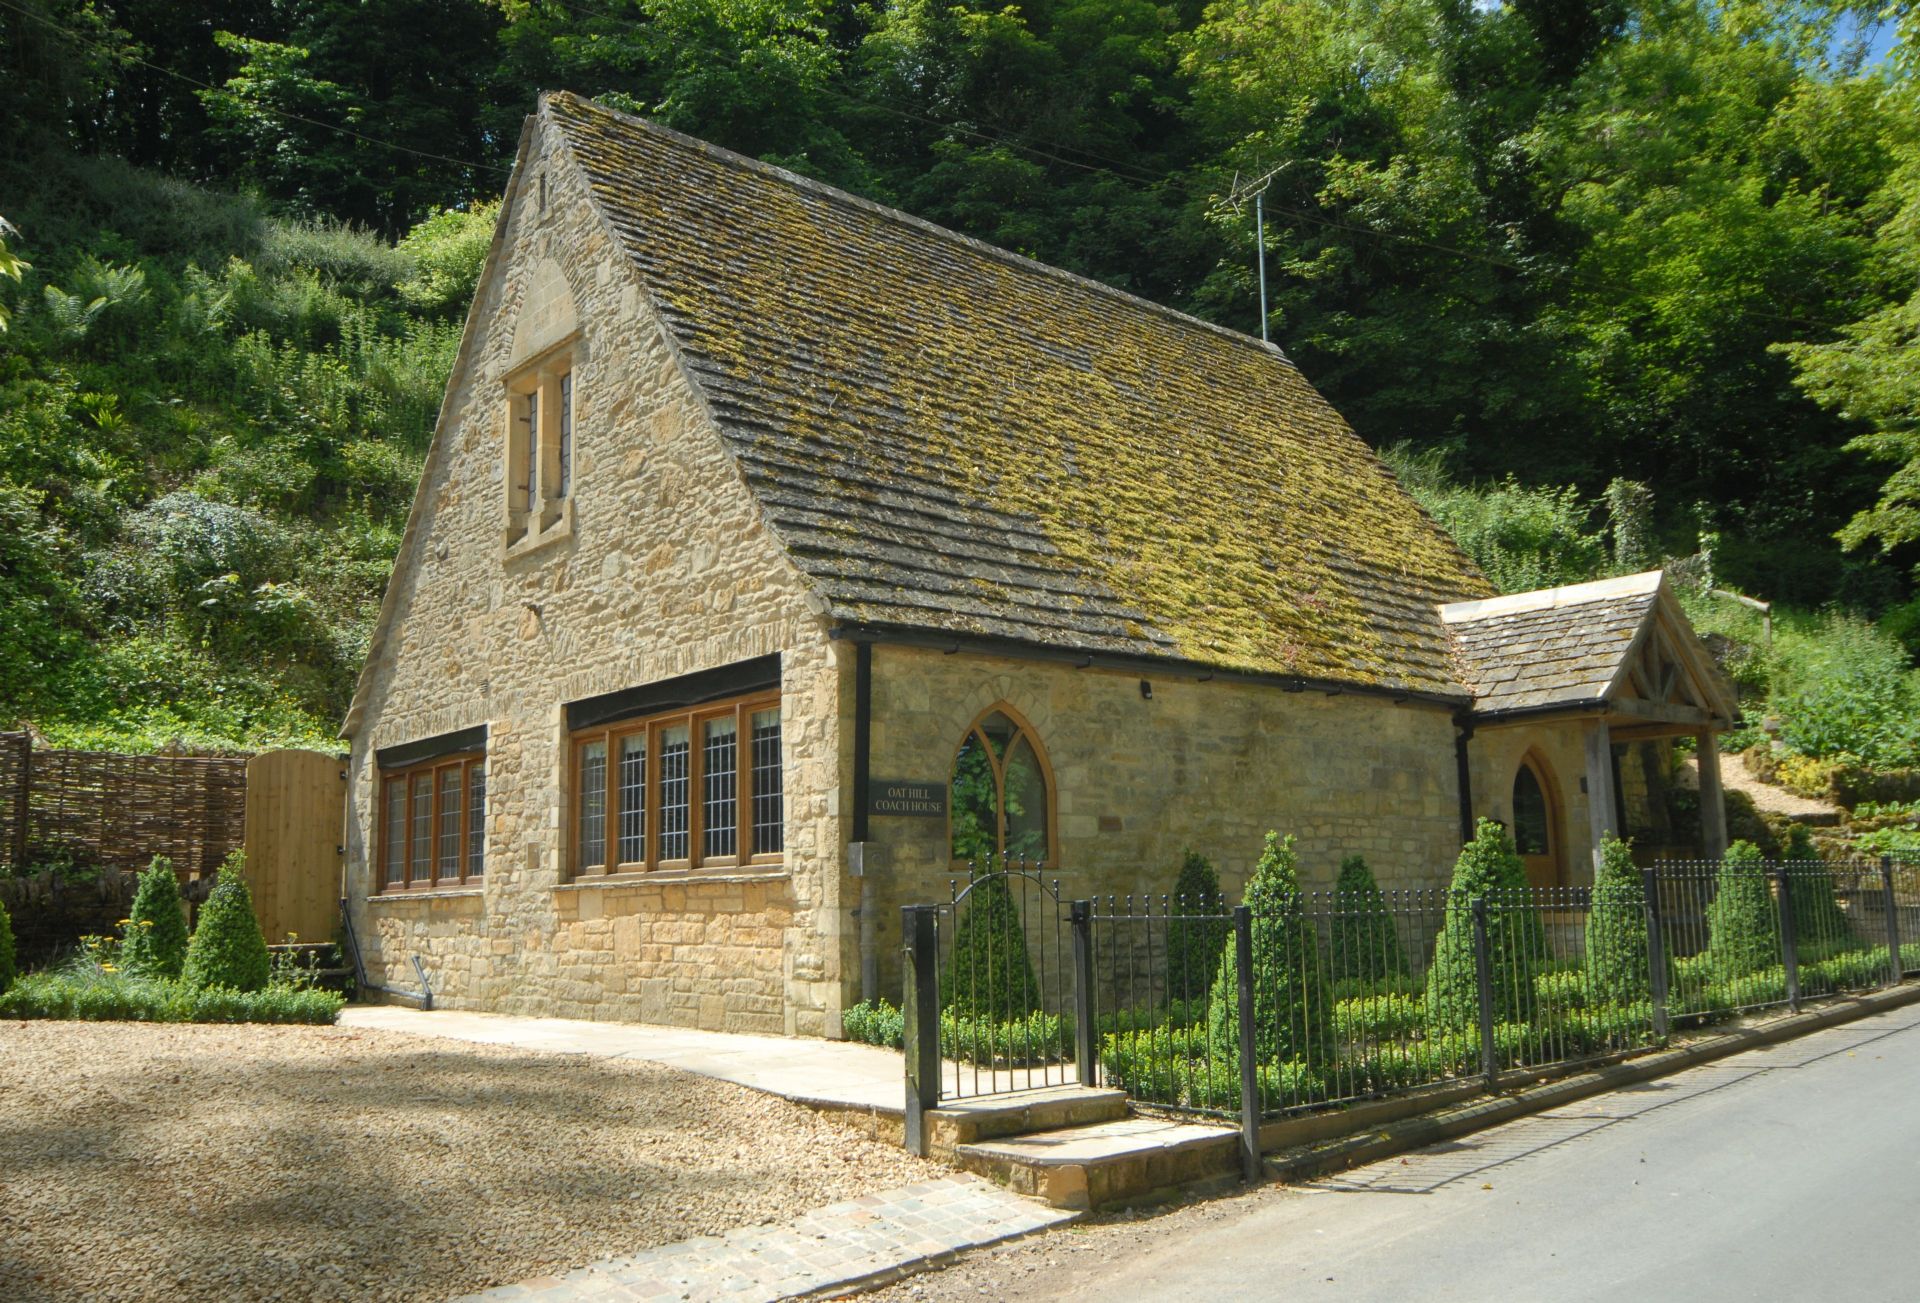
[
  {"xmin": 1512, "ymin": 753, "xmax": 1562, "ymax": 889},
  {"xmin": 949, "ymin": 707, "xmax": 1052, "ymax": 866}
]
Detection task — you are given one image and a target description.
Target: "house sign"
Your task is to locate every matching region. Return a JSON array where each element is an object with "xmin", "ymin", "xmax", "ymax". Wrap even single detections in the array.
[{"xmin": 868, "ymin": 780, "xmax": 947, "ymax": 818}]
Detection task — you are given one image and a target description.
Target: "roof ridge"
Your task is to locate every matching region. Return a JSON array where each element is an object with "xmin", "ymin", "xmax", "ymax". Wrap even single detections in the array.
[{"xmin": 539, "ymin": 90, "xmax": 1295, "ymax": 368}]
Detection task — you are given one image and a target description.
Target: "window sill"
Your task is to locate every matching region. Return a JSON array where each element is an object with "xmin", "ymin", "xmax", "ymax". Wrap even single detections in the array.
[
  {"xmin": 502, "ymin": 499, "xmax": 574, "ymax": 562},
  {"xmin": 368, "ymin": 887, "xmax": 485, "ymax": 903},
  {"xmin": 556, "ymin": 866, "xmax": 790, "ymax": 890}
]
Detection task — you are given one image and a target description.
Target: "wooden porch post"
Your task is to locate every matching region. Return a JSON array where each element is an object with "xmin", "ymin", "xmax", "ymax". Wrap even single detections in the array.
[
  {"xmin": 1696, "ymin": 730, "xmax": 1729, "ymax": 860},
  {"xmin": 1585, "ymin": 720, "xmax": 1619, "ymax": 875}
]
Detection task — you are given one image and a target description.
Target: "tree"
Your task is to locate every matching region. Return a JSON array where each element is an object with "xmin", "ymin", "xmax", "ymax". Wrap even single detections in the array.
[
  {"xmin": 1328, "ymin": 854, "xmax": 1409, "ymax": 984},
  {"xmin": 1585, "ymin": 833, "xmax": 1663, "ymax": 1005},
  {"xmin": 1425, "ymin": 819, "xmax": 1546, "ymax": 1031},
  {"xmin": 1707, "ymin": 839, "xmax": 1780, "ymax": 982},
  {"xmin": 940, "ymin": 871, "xmax": 1039, "ymax": 1019},
  {"xmin": 1207, "ymin": 832, "xmax": 1333, "ymax": 1065},
  {"xmin": 182, "ymin": 854, "xmax": 271, "ymax": 991},
  {"xmin": 1166, "ymin": 849, "xmax": 1228, "ymax": 1001},
  {"xmin": 121, "ymin": 856, "xmax": 190, "ymax": 978}
]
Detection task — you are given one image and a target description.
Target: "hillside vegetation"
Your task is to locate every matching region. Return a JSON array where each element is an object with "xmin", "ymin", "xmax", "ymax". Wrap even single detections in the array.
[{"xmin": 0, "ymin": 0, "xmax": 1916, "ymax": 761}]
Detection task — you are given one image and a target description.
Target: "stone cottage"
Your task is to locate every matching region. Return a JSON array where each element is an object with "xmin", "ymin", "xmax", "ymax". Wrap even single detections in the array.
[{"xmin": 340, "ymin": 92, "xmax": 1739, "ymax": 1037}]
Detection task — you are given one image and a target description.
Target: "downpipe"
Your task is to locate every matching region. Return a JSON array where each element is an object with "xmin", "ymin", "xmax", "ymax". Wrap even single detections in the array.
[{"xmin": 338, "ymin": 896, "xmax": 434, "ymax": 1009}]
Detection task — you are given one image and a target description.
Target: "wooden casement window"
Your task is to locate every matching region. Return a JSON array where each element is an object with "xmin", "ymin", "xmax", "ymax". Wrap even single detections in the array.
[
  {"xmin": 378, "ymin": 752, "xmax": 487, "ymax": 892},
  {"xmin": 504, "ymin": 347, "xmax": 575, "ymax": 544},
  {"xmin": 571, "ymin": 693, "xmax": 783, "ymax": 877}
]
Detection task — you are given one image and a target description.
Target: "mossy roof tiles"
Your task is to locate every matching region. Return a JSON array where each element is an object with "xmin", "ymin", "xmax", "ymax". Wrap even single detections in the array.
[
  {"xmin": 1441, "ymin": 575, "xmax": 1662, "ymax": 713},
  {"xmin": 545, "ymin": 93, "xmax": 1492, "ymax": 693}
]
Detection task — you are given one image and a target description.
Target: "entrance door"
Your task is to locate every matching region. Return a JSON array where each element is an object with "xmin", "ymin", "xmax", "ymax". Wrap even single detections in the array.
[{"xmin": 1512, "ymin": 756, "xmax": 1561, "ymax": 890}]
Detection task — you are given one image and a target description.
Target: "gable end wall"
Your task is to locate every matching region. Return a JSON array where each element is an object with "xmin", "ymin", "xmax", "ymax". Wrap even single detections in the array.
[{"xmin": 343, "ymin": 116, "xmax": 851, "ymax": 1036}]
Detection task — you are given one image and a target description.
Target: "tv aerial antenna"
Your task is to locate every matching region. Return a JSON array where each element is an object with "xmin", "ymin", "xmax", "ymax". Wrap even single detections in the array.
[{"xmin": 1223, "ymin": 163, "xmax": 1287, "ymax": 344}]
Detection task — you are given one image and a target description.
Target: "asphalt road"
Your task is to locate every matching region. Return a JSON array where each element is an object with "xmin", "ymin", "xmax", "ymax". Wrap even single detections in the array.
[{"xmin": 878, "ymin": 1002, "xmax": 1920, "ymax": 1302}]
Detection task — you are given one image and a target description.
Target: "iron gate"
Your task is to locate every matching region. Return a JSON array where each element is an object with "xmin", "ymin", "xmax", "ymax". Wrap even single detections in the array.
[{"xmin": 900, "ymin": 864, "xmax": 1097, "ymax": 1152}]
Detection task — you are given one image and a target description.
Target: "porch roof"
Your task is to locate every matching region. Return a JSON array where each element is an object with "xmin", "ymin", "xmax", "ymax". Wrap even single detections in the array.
[{"xmin": 1441, "ymin": 572, "xmax": 1740, "ymax": 731}]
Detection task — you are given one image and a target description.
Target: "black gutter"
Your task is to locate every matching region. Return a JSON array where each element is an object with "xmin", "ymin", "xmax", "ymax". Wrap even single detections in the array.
[
  {"xmin": 1453, "ymin": 713, "xmax": 1476, "ymax": 845},
  {"xmin": 826, "ymin": 622, "xmax": 1471, "ymax": 714},
  {"xmin": 852, "ymin": 640, "xmax": 873, "ymax": 843}
]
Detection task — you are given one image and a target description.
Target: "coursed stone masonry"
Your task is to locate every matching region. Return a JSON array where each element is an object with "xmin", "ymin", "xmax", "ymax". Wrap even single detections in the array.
[{"xmin": 345, "ymin": 115, "xmax": 851, "ymax": 1037}]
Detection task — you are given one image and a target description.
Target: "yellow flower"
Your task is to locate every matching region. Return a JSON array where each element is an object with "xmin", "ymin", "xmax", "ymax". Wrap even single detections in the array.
[
  {"xmin": 101, "ymin": 964, "xmax": 117, "ymax": 972},
  {"xmin": 286, "ymin": 932, "xmax": 299, "ymax": 942},
  {"xmin": 139, "ymin": 919, "xmax": 154, "ymax": 928},
  {"xmin": 117, "ymin": 918, "xmax": 132, "ymax": 927}
]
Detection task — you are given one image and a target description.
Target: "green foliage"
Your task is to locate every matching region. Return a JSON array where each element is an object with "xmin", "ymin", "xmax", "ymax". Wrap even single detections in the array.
[
  {"xmin": 842, "ymin": 998, "xmax": 904, "ymax": 1048},
  {"xmin": 1387, "ymin": 448, "xmax": 1608, "ymax": 593},
  {"xmin": 1784, "ymin": 824, "xmax": 1855, "ymax": 951},
  {"xmin": 940, "ymin": 1009, "xmax": 1071, "ymax": 1067},
  {"xmin": 1332, "ymin": 993, "xmax": 1424, "ymax": 1042},
  {"xmin": 1706, "ymin": 841, "xmax": 1781, "ymax": 982},
  {"xmin": 181, "ymin": 857, "xmax": 271, "ymax": 992},
  {"xmin": 0, "ymin": 897, "xmax": 14, "ymax": 994},
  {"xmin": 940, "ymin": 873, "xmax": 1039, "ymax": 1019},
  {"xmin": 120, "ymin": 856, "xmax": 190, "ymax": 979},
  {"xmin": 0, "ymin": 970, "xmax": 343, "ymax": 1024},
  {"xmin": 2, "ymin": 0, "xmax": 1919, "ymax": 752},
  {"xmin": 1585, "ymin": 835, "xmax": 1662, "ymax": 1005},
  {"xmin": 1425, "ymin": 820, "xmax": 1546, "ymax": 1031},
  {"xmin": 1165, "ymin": 850, "xmax": 1228, "ymax": 1000},
  {"xmin": 1328, "ymin": 854, "xmax": 1409, "ymax": 983},
  {"xmin": 1206, "ymin": 833, "xmax": 1333, "ymax": 1066}
]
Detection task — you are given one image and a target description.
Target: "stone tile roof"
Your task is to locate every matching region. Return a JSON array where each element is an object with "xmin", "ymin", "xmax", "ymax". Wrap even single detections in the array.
[
  {"xmin": 544, "ymin": 93, "xmax": 1491, "ymax": 694},
  {"xmin": 1440, "ymin": 573, "xmax": 1663, "ymax": 714}
]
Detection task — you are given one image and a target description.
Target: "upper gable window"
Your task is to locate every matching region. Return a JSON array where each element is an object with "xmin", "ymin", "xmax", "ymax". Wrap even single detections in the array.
[
  {"xmin": 503, "ymin": 258, "xmax": 579, "ymax": 557},
  {"xmin": 504, "ymin": 349, "xmax": 575, "ymax": 549}
]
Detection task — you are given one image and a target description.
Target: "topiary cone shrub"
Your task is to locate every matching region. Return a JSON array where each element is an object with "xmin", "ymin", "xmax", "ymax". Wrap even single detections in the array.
[
  {"xmin": 1207, "ymin": 832, "xmax": 1333, "ymax": 1067},
  {"xmin": 0, "ymin": 897, "xmax": 14, "ymax": 996},
  {"xmin": 1166, "ymin": 849, "xmax": 1229, "ymax": 1001},
  {"xmin": 121, "ymin": 856, "xmax": 190, "ymax": 979},
  {"xmin": 940, "ymin": 872, "xmax": 1040, "ymax": 1019},
  {"xmin": 182, "ymin": 854, "xmax": 271, "ymax": 992},
  {"xmin": 1783, "ymin": 823, "xmax": 1853, "ymax": 951},
  {"xmin": 1706, "ymin": 840, "xmax": 1780, "ymax": 982},
  {"xmin": 1585, "ymin": 834, "xmax": 1667, "ymax": 1005},
  {"xmin": 1329, "ymin": 854, "xmax": 1408, "ymax": 984},
  {"xmin": 1425, "ymin": 819, "xmax": 1546, "ymax": 1032}
]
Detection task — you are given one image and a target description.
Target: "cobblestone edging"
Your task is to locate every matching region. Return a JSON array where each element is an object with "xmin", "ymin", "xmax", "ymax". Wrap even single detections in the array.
[{"xmin": 458, "ymin": 1175, "xmax": 1076, "ymax": 1302}]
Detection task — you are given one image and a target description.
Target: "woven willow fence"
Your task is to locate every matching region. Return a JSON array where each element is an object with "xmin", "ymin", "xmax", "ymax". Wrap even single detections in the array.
[{"xmin": 0, "ymin": 732, "xmax": 248, "ymax": 877}]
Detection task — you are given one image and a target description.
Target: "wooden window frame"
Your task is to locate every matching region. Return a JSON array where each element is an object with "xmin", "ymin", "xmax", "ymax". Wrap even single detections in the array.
[
  {"xmin": 570, "ymin": 691, "xmax": 782, "ymax": 880},
  {"xmin": 377, "ymin": 751, "xmax": 487, "ymax": 893}
]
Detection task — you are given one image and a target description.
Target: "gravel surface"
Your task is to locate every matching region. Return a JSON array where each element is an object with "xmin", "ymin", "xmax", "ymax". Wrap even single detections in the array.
[{"xmin": 0, "ymin": 1020, "xmax": 938, "ymax": 1302}]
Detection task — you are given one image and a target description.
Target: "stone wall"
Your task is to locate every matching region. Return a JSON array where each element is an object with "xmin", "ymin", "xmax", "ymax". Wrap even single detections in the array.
[
  {"xmin": 344, "ymin": 114, "xmax": 850, "ymax": 1037},
  {"xmin": 857, "ymin": 644, "xmax": 1470, "ymax": 1001},
  {"xmin": 1466, "ymin": 718, "xmax": 1597, "ymax": 885}
]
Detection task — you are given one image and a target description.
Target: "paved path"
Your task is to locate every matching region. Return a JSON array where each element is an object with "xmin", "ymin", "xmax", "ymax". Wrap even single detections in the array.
[
  {"xmin": 456, "ymin": 1175, "xmax": 1075, "ymax": 1302},
  {"xmin": 340, "ymin": 1005, "xmax": 907, "ymax": 1110}
]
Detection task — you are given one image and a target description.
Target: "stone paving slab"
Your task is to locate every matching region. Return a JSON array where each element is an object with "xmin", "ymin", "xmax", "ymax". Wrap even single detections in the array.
[
  {"xmin": 454, "ymin": 1174, "xmax": 1077, "ymax": 1302},
  {"xmin": 341, "ymin": 1006, "xmax": 908, "ymax": 1111}
]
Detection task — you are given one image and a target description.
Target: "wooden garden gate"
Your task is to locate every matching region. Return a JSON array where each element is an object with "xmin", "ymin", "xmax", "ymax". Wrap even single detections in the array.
[{"xmin": 241, "ymin": 749, "xmax": 347, "ymax": 944}]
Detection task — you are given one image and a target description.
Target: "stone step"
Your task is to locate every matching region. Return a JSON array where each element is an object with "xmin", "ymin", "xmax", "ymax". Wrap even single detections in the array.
[
  {"xmin": 928, "ymin": 1085, "xmax": 1130, "ymax": 1155},
  {"xmin": 953, "ymin": 1114, "xmax": 1238, "ymax": 1210}
]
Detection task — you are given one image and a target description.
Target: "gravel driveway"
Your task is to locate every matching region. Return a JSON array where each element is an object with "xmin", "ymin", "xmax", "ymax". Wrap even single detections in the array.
[{"xmin": 0, "ymin": 1021, "xmax": 937, "ymax": 1302}]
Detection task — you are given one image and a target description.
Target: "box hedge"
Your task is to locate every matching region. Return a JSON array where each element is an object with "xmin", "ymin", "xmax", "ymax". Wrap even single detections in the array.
[
  {"xmin": 120, "ymin": 856, "xmax": 190, "ymax": 979},
  {"xmin": 1706, "ymin": 840, "xmax": 1780, "ymax": 982},
  {"xmin": 1328, "ymin": 854, "xmax": 1409, "ymax": 983},
  {"xmin": 1425, "ymin": 820, "xmax": 1544, "ymax": 1031},
  {"xmin": 1206, "ymin": 832, "xmax": 1333, "ymax": 1066},
  {"xmin": 1165, "ymin": 849, "xmax": 1229, "ymax": 1001},
  {"xmin": 182, "ymin": 856, "xmax": 271, "ymax": 992}
]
